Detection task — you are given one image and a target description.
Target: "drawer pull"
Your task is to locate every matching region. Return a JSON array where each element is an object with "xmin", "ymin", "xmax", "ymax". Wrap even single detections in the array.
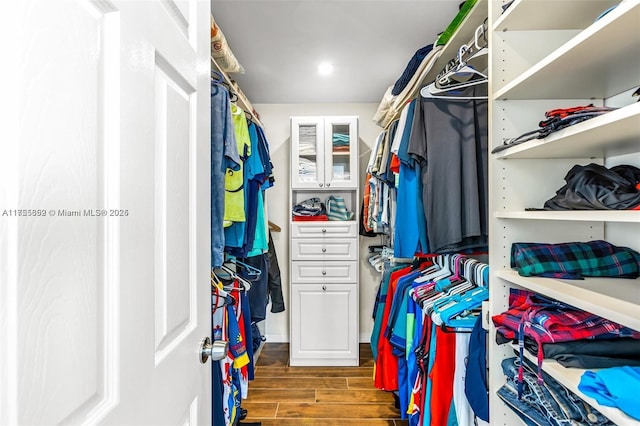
[
  {"xmin": 322, "ymin": 248, "xmax": 326, "ymax": 252},
  {"xmin": 322, "ymin": 228, "xmax": 327, "ymax": 233},
  {"xmin": 322, "ymin": 270, "xmax": 327, "ymax": 275},
  {"xmin": 322, "ymin": 285, "xmax": 327, "ymax": 291},
  {"xmin": 319, "ymin": 183, "xmax": 324, "ymax": 187}
]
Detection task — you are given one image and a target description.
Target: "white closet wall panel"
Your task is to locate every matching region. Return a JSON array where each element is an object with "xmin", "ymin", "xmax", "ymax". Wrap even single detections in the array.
[{"xmin": 489, "ymin": 0, "xmax": 640, "ymax": 424}]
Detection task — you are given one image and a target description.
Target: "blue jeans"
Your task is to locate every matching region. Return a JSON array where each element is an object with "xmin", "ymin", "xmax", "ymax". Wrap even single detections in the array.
[
  {"xmin": 500, "ymin": 357, "xmax": 613, "ymax": 426},
  {"xmin": 498, "ymin": 381, "xmax": 553, "ymax": 426}
]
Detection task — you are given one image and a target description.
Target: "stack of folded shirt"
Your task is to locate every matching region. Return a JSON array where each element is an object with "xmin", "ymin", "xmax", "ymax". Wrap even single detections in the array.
[
  {"xmin": 292, "ymin": 197, "xmax": 327, "ymax": 221},
  {"xmin": 493, "ymin": 288, "xmax": 640, "ymax": 405},
  {"xmin": 492, "ymin": 104, "xmax": 618, "ymax": 153},
  {"xmin": 332, "ymin": 133, "xmax": 350, "ymax": 153}
]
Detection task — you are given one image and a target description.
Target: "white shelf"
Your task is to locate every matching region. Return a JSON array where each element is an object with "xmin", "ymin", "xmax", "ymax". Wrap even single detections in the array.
[
  {"xmin": 490, "ymin": 0, "xmax": 640, "ymax": 423},
  {"xmin": 510, "ymin": 343, "xmax": 640, "ymax": 425},
  {"xmin": 496, "ymin": 269, "xmax": 640, "ymax": 331},
  {"xmin": 495, "ymin": 210, "xmax": 640, "ymax": 223},
  {"xmin": 493, "ymin": 0, "xmax": 620, "ymax": 31},
  {"xmin": 494, "ymin": 0, "xmax": 640, "ymax": 100},
  {"xmin": 421, "ymin": 0, "xmax": 489, "ymax": 85},
  {"xmin": 494, "ymin": 102, "xmax": 640, "ymax": 159},
  {"xmin": 211, "ymin": 56, "xmax": 265, "ymax": 128}
]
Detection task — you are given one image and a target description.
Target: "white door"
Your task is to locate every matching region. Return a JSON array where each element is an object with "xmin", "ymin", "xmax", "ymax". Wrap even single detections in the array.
[{"xmin": 0, "ymin": 0, "xmax": 211, "ymax": 424}]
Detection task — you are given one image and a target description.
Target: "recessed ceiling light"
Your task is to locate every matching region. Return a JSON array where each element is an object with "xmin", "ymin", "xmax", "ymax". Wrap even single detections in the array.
[{"xmin": 318, "ymin": 62, "xmax": 334, "ymax": 75}]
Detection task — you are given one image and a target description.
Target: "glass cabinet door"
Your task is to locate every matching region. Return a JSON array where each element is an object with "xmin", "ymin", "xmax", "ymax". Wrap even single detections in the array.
[
  {"xmin": 324, "ymin": 116, "xmax": 358, "ymax": 188},
  {"xmin": 291, "ymin": 117, "xmax": 325, "ymax": 188}
]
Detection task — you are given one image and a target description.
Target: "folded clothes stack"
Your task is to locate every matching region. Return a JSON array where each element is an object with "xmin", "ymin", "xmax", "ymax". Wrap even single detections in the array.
[
  {"xmin": 492, "ymin": 104, "xmax": 617, "ymax": 153},
  {"xmin": 292, "ymin": 197, "xmax": 325, "ymax": 216}
]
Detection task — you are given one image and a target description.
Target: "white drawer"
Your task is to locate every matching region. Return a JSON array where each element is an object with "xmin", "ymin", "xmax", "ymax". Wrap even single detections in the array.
[
  {"xmin": 291, "ymin": 261, "xmax": 358, "ymax": 283},
  {"xmin": 291, "ymin": 238, "xmax": 357, "ymax": 261},
  {"xmin": 291, "ymin": 222, "xmax": 357, "ymax": 238}
]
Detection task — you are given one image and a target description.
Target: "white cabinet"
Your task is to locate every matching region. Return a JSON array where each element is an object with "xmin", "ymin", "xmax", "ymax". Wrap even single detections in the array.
[
  {"xmin": 488, "ymin": 1, "xmax": 640, "ymax": 424},
  {"xmin": 289, "ymin": 222, "xmax": 359, "ymax": 366},
  {"xmin": 290, "ymin": 284, "xmax": 359, "ymax": 366},
  {"xmin": 291, "ymin": 116, "xmax": 358, "ymax": 189},
  {"xmin": 289, "ymin": 115, "xmax": 359, "ymax": 366}
]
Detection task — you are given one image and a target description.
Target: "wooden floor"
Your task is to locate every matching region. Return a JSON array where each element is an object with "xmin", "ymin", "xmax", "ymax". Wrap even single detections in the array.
[{"xmin": 241, "ymin": 343, "xmax": 408, "ymax": 425}]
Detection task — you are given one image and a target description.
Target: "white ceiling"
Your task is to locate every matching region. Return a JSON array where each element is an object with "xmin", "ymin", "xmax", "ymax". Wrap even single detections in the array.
[{"xmin": 210, "ymin": 0, "xmax": 463, "ymax": 104}]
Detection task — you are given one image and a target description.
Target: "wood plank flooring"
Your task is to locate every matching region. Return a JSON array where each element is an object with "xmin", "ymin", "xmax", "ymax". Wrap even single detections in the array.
[{"xmin": 241, "ymin": 343, "xmax": 408, "ymax": 425}]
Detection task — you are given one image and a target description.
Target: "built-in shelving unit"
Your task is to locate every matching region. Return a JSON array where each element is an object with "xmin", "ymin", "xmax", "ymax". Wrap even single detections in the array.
[
  {"xmin": 289, "ymin": 116, "xmax": 360, "ymax": 367},
  {"xmin": 489, "ymin": 0, "xmax": 640, "ymax": 424}
]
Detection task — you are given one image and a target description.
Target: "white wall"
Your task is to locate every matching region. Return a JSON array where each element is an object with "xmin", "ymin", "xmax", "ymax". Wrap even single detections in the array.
[{"xmin": 255, "ymin": 102, "xmax": 383, "ymax": 343}]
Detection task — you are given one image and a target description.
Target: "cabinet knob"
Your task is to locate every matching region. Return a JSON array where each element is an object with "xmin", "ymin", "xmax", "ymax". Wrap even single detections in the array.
[
  {"xmin": 322, "ymin": 270, "xmax": 327, "ymax": 275},
  {"xmin": 321, "ymin": 228, "xmax": 327, "ymax": 233},
  {"xmin": 322, "ymin": 248, "xmax": 326, "ymax": 253},
  {"xmin": 326, "ymin": 183, "xmax": 331, "ymax": 187},
  {"xmin": 322, "ymin": 285, "xmax": 327, "ymax": 291},
  {"xmin": 319, "ymin": 183, "xmax": 324, "ymax": 187}
]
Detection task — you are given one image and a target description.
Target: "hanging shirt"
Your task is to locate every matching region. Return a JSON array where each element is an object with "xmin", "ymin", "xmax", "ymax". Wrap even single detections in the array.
[
  {"xmin": 211, "ymin": 83, "xmax": 240, "ymax": 267},
  {"xmin": 224, "ymin": 104, "xmax": 251, "ymax": 226},
  {"xmin": 371, "ymin": 265, "xmax": 396, "ymax": 361},
  {"xmin": 408, "ymin": 87, "xmax": 488, "ymax": 253},
  {"xmin": 453, "ymin": 333, "xmax": 473, "ymax": 426},
  {"xmin": 255, "ymin": 126, "xmax": 275, "ymax": 189},
  {"xmin": 374, "ymin": 265, "xmax": 412, "ymax": 391},
  {"xmin": 405, "ymin": 295, "xmax": 422, "ymax": 420},
  {"xmin": 247, "ymin": 190, "xmax": 268, "ymax": 257},
  {"xmin": 394, "ymin": 162, "xmax": 422, "ymax": 258},
  {"xmin": 395, "ymin": 100, "xmax": 428, "ymax": 254},
  {"xmin": 212, "ymin": 286, "xmax": 249, "ymax": 426},
  {"xmin": 225, "ymin": 121, "xmax": 266, "ymax": 255}
]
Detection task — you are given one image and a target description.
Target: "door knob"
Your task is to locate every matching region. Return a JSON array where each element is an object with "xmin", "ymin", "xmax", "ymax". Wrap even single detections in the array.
[{"xmin": 200, "ymin": 336, "xmax": 228, "ymax": 363}]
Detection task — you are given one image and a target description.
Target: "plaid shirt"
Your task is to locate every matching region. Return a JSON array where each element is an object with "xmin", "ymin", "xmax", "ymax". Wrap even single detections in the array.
[
  {"xmin": 511, "ymin": 240, "xmax": 640, "ymax": 279},
  {"xmin": 492, "ymin": 288, "xmax": 640, "ymax": 395}
]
